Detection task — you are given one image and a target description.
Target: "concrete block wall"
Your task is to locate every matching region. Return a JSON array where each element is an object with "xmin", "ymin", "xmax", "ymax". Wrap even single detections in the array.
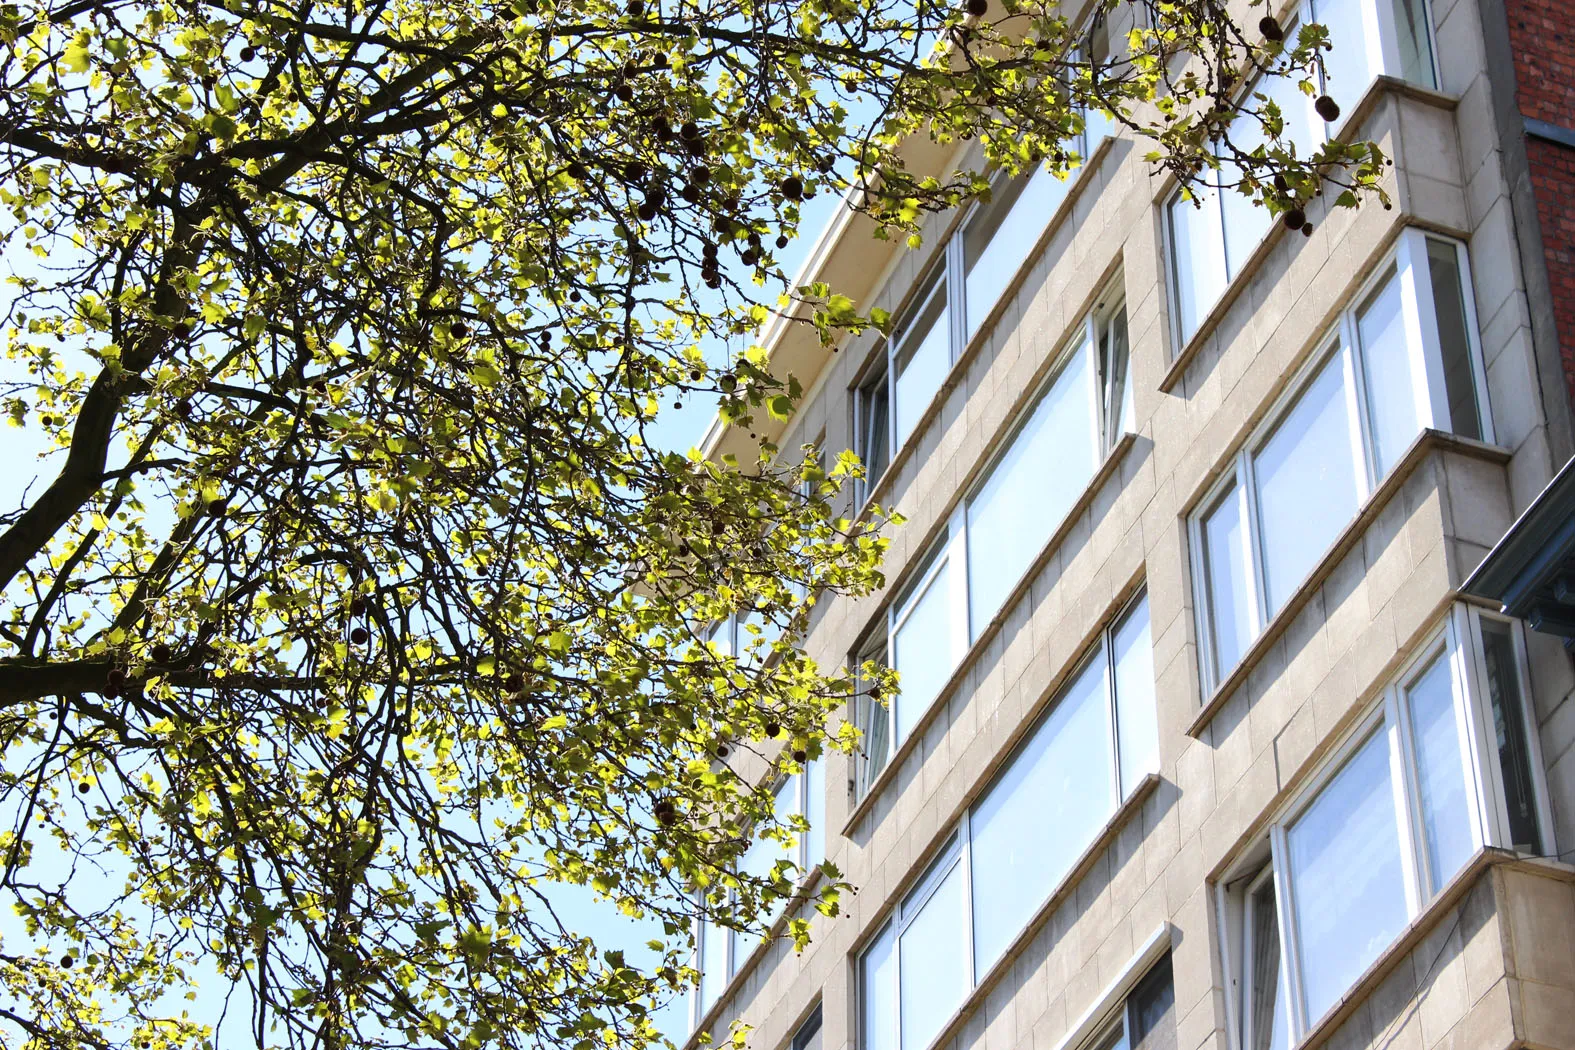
[{"xmin": 686, "ymin": 5, "xmax": 1575, "ymax": 1050}]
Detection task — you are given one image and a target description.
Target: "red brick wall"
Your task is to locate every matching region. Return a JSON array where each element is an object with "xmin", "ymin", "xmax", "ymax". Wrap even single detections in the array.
[{"xmin": 1505, "ymin": 0, "xmax": 1575, "ymax": 403}]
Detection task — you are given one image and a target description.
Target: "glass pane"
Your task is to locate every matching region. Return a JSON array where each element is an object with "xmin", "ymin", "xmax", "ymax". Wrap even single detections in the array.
[
  {"xmin": 1311, "ymin": 0, "xmax": 1376, "ymax": 122},
  {"xmin": 1245, "ymin": 878, "xmax": 1289, "ymax": 1050},
  {"xmin": 708, "ymin": 618, "xmax": 733, "ymax": 658},
  {"xmin": 1357, "ymin": 265, "xmax": 1418, "ymax": 477},
  {"xmin": 1255, "ymin": 354, "xmax": 1361, "ymax": 614},
  {"xmin": 1114, "ymin": 595, "xmax": 1158, "ymax": 796},
  {"xmin": 891, "ymin": 560, "xmax": 954, "ymax": 744},
  {"xmin": 1100, "ymin": 305, "xmax": 1132, "ymax": 445},
  {"xmin": 899, "ymin": 859, "xmax": 967, "ymax": 1050},
  {"xmin": 793, "ymin": 1007, "xmax": 823, "ymax": 1050},
  {"xmin": 1202, "ymin": 483, "xmax": 1255, "ymax": 679},
  {"xmin": 857, "ymin": 656, "xmax": 892, "ymax": 794},
  {"xmin": 1392, "ymin": 0, "xmax": 1437, "ymax": 89},
  {"xmin": 1128, "ymin": 954, "xmax": 1177, "ymax": 1050},
  {"xmin": 699, "ymin": 910, "xmax": 730, "ymax": 1016},
  {"xmin": 966, "ymin": 341, "xmax": 1096, "ymax": 633},
  {"xmin": 1287, "ymin": 728, "xmax": 1409, "ymax": 1026},
  {"xmin": 1406, "ymin": 650, "xmax": 1475, "ymax": 892},
  {"xmin": 1425, "ymin": 239, "xmax": 1482, "ymax": 441},
  {"xmin": 1480, "ymin": 619, "xmax": 1543, "ymax": 854},
  {"xmin": 1168, "ymin": 188, "xmax": 1229, "ymax": 345},
  {"xmin": 859, "ymin": 373, "xmax": 891, "ymax": 490},
  {"xmin": 893, "ymin": 278, "xmax": 950, "ymax": 448},
  {"xmin": 805, "ymin": 758, "xmax": 825, "ymax": 872},
  {"xmin": 970, "ymin": 649, "xmax": 1113, "ymax": 972},
  {"xmin": 964, "ymin": 170, "xmax": 1067, "ymax": 337},
  {"xmin": 861, "ymin": 923, "xmax": 897, "ymax": 1050}
]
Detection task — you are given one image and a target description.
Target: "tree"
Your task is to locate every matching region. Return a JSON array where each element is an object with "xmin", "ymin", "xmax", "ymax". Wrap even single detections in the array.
[{"xmin": 0, "ymin": 0, "xmax": 1387, "ymax": 1047}]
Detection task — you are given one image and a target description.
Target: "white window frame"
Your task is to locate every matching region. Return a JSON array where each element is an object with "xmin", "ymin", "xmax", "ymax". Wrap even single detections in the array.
[
  {"xmin": 1163, "ymin": 0, "xmax": 1442, "ymax": 353},
  {"xmin": 1189, "ymin": 230, "xmax": 1494, "ymax": 693},
  {"xmin": 859, "ymin": 593, "xmax": 1159, "ymax": 1050},
  {"xmin": 1217, "ymin": 605, "xmax": 1552, "ymax": 1047}
]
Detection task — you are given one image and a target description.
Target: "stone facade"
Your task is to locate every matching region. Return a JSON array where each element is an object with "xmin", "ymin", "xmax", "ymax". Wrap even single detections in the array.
[{"xmin": 690, "ymin": 3, "xmax": 1575, "ymax": 1050}]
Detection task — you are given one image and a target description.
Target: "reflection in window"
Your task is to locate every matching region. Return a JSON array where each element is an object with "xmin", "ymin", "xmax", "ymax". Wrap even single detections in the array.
[{"xmin": 1287, "ymin": 727, "xmax": 1408, "ymax": 1024}]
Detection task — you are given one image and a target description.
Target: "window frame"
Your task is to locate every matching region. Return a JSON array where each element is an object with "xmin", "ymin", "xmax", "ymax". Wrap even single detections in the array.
[
  {"xmin": 1217, "ymin": 606, "xmax": 1552, "ymax": 1047},
  {"xmin": 1162, "ymin": 0, "xmax": 1443, "ymax": 354},
  {"xmin": 1188, "ymin": 230, "xmax": 1494, "ymax": 694},
  {"xmin": 853, "ymin": 285, "xmax": 1136, "ymax": 800},
  {"xmin": 852, "ymin": 90, "xmax": 1107, "ymax": 503},
  {"xmin": 858, "ymin": 591, "xmax": 1159, "ymax": 1050}
]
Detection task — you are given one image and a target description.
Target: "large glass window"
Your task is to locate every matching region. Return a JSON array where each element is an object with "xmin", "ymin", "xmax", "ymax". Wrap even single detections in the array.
[
  {"xmin": 1166, "ymin": 0, "xmax": 1440, "ymax": 348},
  {"xmin": 1223, "ymin": 609, "xmax": 1549, "ymax": 1042},
  {"xmin": 965, "ymin": 294, "xmax": 1129, "ymax": 634},
  {"xmin": 1191, "ymin": 232, "xmax": 1491, "ymax": 692},
  {"xmin": 861, "ymin": 596, "xmax": 1159, "ymax": 1047},
  {"xmin": 860, "ymin": 839, "xmax": 969, "ymax": 1050},
  {"xmin": 1092, "ymin": 954, "xmax": 1178, "ymax": 1050},
  {"xmin": 969, "ymin": 593, "xmax": 1154, "ymax": 973}
]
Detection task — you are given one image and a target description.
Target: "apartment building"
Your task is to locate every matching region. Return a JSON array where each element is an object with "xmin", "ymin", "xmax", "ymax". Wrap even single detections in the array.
[{"xmin": 689, "ymin": 2, "xmax": 1575, "ymax": 1050}]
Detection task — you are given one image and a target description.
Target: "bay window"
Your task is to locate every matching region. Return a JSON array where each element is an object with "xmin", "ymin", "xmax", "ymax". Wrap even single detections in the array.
[
  {"xmin": 854, "ymin": 292, "xmax": 1133, "ymax": 799},
  {"xmin": 1166, "ymin": 0, "xmax": 1440, "ymax": 348},
  {"xmin": 860, "ymin": 594, "xmax": 1158, "ymax": 1050},
  {"xmin": 1191, "ymin": 231, "xmax": 1491, "ymax": 692},
  {"xmin": 1220, "ymin": 608, "xmax": 1550, "ymax": 1043}
]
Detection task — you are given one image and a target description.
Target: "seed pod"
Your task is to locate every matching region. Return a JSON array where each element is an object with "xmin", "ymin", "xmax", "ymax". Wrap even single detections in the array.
[
  {"xmin": 779, "ymin": 176, "xmax": 803, "ymax": 201},
  {"xmin": 1314, "ymin": 95, "xmax": 1341, "ymax": 123},
  {"xmin": 1259, "ymin": 15, "xmax": 1283, "ymax": 41},
  {"xmin": 350, "ymin": 626, "xmax": 370, "ymax": 644},
  {"xmin": 1282, "ymin": 208, "xmax": 1307, "ymax": 231}
]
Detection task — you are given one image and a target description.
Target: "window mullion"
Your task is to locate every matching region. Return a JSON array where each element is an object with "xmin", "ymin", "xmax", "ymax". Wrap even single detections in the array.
[
  {"xmin": 960, "ymin": 809, "xmax": 977, "ymax": 990},
  {"xmin": 1395, "ymin": 229, "xmax": 1453, "ymax": 432},
  {"xmin": 1269, "ymin": 825, "xmax": 1307, "ymax": 1037},
  {"xmin": 1085, "ymin": 314, "xmax": 1103, "ymax": 471},
  {"xmin": 1365, "ymin": 0, "xmax": 1402, "ymax": 80},
  {"xmin": 1239, "ymin": 452, "xmax": 1268, "ymax": 635},
  {"xmin": 1337, "ymin": 339, "xmax": 1375, "ymax": 502},
  {"xmin": 947, "ymin": 506, "xmax": 970, "ymax": 663},
  {"xmin": 1389, "ymin": 681, "xmax": 1434, "ymax": 901}
]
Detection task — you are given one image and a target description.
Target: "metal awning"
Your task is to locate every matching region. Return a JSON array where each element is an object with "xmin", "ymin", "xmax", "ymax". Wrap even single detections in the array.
[{"xmin": 1461, "ymin": 454, "xmax": 1575, "ymax": 644}]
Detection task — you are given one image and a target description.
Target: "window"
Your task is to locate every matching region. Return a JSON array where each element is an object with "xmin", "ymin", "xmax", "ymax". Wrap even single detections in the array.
[
  {"xmin": 968, "ymin": 591, "xmax": 1155, "ymax": 973},
  {"xmin": 792, "ymin": 1006, "xmax": 823, "ymax": 1050},
  {"xmin": 1166, "ymin": 0, "xmax": 1439, "ymax": 347},
  {"xmin": 690, "ymin": 761, "xmax": 825, "ymax": 1025},
  {"xmin": 853, "ymin": 532, "xmax": 967, "ymax": 796},
  {"xmin": 1089, "ymin": 955, "xmax": 1178, "ymax": 1050},
  {"xmin": 854, "ymin": 292, "xmax": 1135, "ymax": 798},
  {"xmin": 1191, "ymin": 231, "xmax": 1490, "ymax": 691},
  {"xmin": 1220, "ymin": 608, "xmax": 1550, "ymax": 1042},
  {"xmin": 965, "ymin": 291, "xmax": 1131, "ymax": 635},
  {"xmin": 860, "ymin": 595, "xmax": 1158, "ymax": 1050},
  {"xmin": 854, "ymin": 100, "xmax": 1107, "ymax": 497}
]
